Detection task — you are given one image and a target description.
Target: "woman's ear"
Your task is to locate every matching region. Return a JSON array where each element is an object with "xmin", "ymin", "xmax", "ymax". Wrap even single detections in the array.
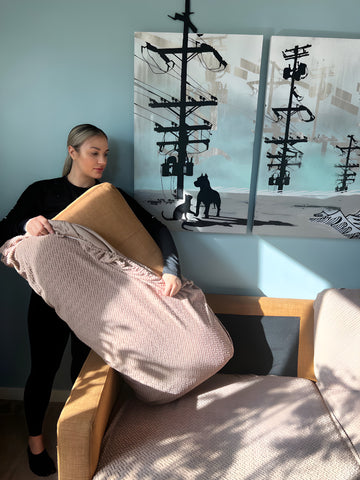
[{"xmin": 68, "ymin": 145, "xmax": 76, "ymax": 159}]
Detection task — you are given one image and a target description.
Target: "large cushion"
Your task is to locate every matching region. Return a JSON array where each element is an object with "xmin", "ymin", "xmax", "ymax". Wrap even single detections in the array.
[
  {"xmin": 53, "ymin": 182, "xmax": 164, "ymax": 277},
  {"xmin": 0, "ymin": 221, "xmax": 234, "ymax": 404}
]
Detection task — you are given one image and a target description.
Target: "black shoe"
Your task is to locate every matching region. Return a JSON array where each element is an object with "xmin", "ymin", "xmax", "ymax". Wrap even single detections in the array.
[{"xmin": 27, "ymin": 446, "xmax": 56, "ymax": 477}]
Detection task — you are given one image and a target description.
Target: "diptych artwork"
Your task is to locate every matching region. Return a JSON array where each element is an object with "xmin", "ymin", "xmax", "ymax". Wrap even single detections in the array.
[
  {"xmin": 253, "ymin": 36, "xmax": 360, "ymax": 239},
  {"xmin": 134, "ymin": 31, "xmax": 263, "ymax": 233},
  {"xmin": 134, "ymin": 20, "xmax": 360, "ymax": 239}
]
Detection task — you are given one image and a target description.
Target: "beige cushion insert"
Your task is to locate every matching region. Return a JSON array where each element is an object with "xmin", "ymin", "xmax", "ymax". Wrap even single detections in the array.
[{"xmin": 53, "ymin": 182, "xmax": 164, "ymax": 277}]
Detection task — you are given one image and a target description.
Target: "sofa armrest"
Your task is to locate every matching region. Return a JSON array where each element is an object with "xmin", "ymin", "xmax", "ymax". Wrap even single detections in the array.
[{"xmin": 57, "ymin": 350, "xmax": 125, "ymax": 480}]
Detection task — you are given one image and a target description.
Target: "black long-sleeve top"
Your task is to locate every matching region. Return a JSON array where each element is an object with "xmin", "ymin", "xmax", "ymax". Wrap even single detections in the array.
[{"xmin": 0, "ymin": 176, "xmax": 180, "ymax": 277}]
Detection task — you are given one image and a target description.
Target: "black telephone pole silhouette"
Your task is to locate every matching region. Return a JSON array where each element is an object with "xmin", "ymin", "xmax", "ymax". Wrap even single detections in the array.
[
  {"xmin": 143, "ymin": 0, "xmax": 226, "ymax": 199},
  {"xmin": 265, "ymin": 44, "xmax": 315, "ymax": 192},
  {"xmin": 335, "ymin": 135, "xmax": 360, "ymax": 192}
]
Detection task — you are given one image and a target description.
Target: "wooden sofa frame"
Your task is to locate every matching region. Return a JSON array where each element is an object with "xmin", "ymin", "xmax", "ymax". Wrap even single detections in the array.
[{"xmin": 57, "ymin": 294, "xmax": 315, "ymax": 480}]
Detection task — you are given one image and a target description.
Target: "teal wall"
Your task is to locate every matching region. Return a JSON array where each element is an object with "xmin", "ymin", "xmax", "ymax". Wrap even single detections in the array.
[{"xmin": 1, "ymin": 0, "xmax": 360, "ymax": 390}]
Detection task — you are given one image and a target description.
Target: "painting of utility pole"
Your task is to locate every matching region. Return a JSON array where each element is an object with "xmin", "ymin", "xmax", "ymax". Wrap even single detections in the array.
[
  {"xmin": 134, "ymin": 0, "xmax": 262, "ymax": 233},
  {"xmin": 253, "ymin": 36, "xmax": 360, "ymax": 239}
]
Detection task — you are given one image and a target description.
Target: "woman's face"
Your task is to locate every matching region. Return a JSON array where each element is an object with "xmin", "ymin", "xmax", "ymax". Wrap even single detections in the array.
[{"xmin": 69, "ymin": 135, "xmax": 109, "ymax": 182}]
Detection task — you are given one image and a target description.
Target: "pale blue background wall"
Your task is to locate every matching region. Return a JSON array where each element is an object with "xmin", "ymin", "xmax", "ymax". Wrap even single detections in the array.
[{"xmin": 1, "ymin": 0, "xmax": 359, "ymax": 391}]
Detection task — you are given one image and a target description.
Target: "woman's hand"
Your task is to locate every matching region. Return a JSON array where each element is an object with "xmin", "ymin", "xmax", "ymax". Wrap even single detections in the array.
[
  {"xmin": 25, "ymin": 216, "xmax": 54, "ymax": 236},
  {"xmin": 162, "ymin": 273, "xmax": 182, "ymax": 297}
]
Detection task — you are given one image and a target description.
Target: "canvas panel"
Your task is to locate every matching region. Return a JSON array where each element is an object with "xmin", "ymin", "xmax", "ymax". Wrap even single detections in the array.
[
  {"xmin": 134, "ymin": 32, "xmax": 262, "ymax": 234},
  {"xmin": 253, "ymin": 36, "xmax": 360, "ymax": 239}
]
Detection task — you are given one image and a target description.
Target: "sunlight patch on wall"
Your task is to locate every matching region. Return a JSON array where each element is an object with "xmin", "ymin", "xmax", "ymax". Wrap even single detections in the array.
[{"xmin": 258, "ymin": 240, "xmax": 330, "ymax": 299}]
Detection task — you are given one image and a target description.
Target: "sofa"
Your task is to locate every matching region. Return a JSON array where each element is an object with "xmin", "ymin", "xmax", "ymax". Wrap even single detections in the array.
[{"xmin": 57, "ymin": 289, "xmax": 360, "ymax": 480}]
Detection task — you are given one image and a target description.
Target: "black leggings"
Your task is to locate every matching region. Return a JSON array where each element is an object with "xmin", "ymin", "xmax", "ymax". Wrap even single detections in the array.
[{"xmin": 24, "ymin": 292, "xmax": 90, "ymax": 436}]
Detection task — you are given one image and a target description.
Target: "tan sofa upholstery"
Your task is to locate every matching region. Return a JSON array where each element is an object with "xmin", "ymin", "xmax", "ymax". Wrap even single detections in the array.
[
  {"xmin": 53, "ymin": 182, "xmax": 164, "ymax": 277},
  {"xmin": 57, "ymin": 350, "xmax": 123, "ymax": 480},
  {"xmin": 56, "ymin": 292, "xmax": 360, "ymax": 480}
]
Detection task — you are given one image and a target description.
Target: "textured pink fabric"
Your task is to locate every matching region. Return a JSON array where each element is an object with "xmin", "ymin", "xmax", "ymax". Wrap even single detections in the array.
[
  {"xmin": 314, "ymin": 288, "xmax": 360, "ymax": 460},
  {"xmin": 0, "ymin": 221, "xmax": 233, "ymax": 404},
  {"xmin": 93, "ymin": 374, "xmax": 360, "ymax": 480}
]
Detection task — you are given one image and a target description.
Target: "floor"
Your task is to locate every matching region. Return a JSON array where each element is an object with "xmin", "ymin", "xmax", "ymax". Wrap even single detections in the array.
[{"xmin": 0, "ymin": 399, "xmax": 63, "ymax": 480}]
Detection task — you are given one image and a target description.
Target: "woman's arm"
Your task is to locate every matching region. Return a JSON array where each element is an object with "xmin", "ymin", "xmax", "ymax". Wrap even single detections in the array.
[
  {"xmin": 119, "ymin": 190, "xmax": 182, "ymax": 296},
  {"xmin": 25, "ymin": 216, "xmax": 54, "ymax": 236},
  {"xmin": 0, "ymin": 183, "xmax": 41, "ymax": 245}
]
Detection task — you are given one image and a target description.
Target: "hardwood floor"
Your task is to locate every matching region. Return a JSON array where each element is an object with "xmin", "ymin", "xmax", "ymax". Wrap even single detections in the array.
[{"xmin": 0, "ymin": 399, "xmax": 63, "ymax": 480}]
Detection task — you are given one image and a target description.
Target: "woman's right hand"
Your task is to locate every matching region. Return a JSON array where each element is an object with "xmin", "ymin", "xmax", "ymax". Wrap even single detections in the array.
[{"xmin": 25, "ymin": 216, "xmax": 54, "ymax": 236}]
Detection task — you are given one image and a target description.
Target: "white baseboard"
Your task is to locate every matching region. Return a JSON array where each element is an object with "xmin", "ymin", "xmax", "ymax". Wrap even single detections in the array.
[{"xmin": 0, "ymin": 387, "xmax": 70, "ymax": 402}]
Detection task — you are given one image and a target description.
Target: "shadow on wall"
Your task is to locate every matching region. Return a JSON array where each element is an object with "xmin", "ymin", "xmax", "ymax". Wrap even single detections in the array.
[
  {"xmin": 0, "ymin": 264, "xmax": 31, "ymax": 387},
  {"xmin": 102, "ymin": 138, "xmax": 134, "ymax": 194},
  {"xmin": 173, "ymin": 232, "xmax": 264, "ymax": 296}
]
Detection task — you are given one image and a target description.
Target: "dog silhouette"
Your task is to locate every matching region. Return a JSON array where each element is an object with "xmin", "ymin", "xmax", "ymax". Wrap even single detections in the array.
[{"xmin": 194, "ymin": 174, "xmax": 221, "ymax": 218}]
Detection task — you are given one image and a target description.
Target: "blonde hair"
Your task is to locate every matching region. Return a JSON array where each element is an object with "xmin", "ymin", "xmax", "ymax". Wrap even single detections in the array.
[{"xmin": 62, "ymin": 124, "xmax": 108, "ymax": 176}]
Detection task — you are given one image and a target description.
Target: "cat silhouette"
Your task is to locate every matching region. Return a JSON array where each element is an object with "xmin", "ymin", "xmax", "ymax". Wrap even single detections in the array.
[{"xmin": 162, "ymin": 194, "xmax": 195, "ymax": 221}]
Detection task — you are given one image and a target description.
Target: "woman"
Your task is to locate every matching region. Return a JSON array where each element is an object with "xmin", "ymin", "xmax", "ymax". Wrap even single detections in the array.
[{"xmin": 0, "ymin": 124, "xmax": 182, "ymax": 476}]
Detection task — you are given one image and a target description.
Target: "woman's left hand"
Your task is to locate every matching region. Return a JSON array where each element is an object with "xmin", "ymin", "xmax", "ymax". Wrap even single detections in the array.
[{"xmin": 162, "ymin": 273, "xmax": 182, "ymax": 297}]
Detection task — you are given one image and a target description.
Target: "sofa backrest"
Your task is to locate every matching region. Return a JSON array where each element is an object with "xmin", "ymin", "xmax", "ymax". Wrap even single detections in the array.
[
  {"xmin": 314, "ymin": 288, "xmax": 360, "ymax": 391},
  {"xmin": 313, "ymin": 288, "xmax": 360, "ymax": 460},
  {"xmin": 207, "ymin": 295, "xmax": 316, "ymax": 381}
]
